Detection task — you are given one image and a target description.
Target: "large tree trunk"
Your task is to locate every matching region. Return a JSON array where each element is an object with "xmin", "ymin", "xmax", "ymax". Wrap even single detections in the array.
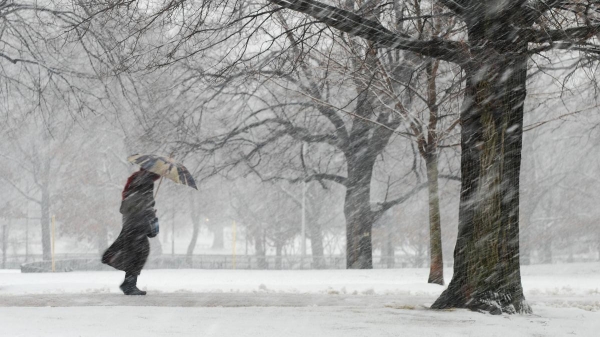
[
  {"xmin": 520, "ymin": 218, "xmax": 532, "ymax": 265},
  {"xmin": 344, "ymin": 161, "xmax": 375, "ymax": 269},
  {"xmin": 425, "ymin": 150, "xmax": 444, "ymax": 285},
  {"xmin": 342, "ymin": 41, "xmax": 387, "ymax": 270},
  {"xmin": 432, "ymin": 34, "xmax": 530, "ymax": 314}
]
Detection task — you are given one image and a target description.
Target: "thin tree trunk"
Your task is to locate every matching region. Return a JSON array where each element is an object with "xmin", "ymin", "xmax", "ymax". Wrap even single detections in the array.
[
  {"xmin": 423, "ymin": 55, "xmax": 444, "ymax": 285},
  {"xmin": 187, "ymin": 213, "xmax": 201, "ymax": 264},
  {"xmin": 1, "ymin": 224, "xmax": 7, "ymax": 269},
  {"xmin": 211, "ymin": 222, "xmax": 224, "ymax": 250},
  {"xmin": 309, "ymin": 220, "xmax": 324, "ymax": 269},
  {"xmin": 25, "ymin": 211, "xmax": 29, "ymax": 262},
  {"xmin": 385, "ymin": 224, "xmax": 395, "ymax": 268},
  {"xmin": 344, "ymin": 163, "xmax": 375, "ymax": 269},
  {"xmin": 40, "ymin": 182, "xmax": 51, "ymax": 261},
  {"xmin": 415, "ymin": 237, "xmax": 425, "ymax": 268},
  {"xmin": 254, "ymin": 229, "xmax": 267, "ymax": 269},
  {"xmin": 432, "ymin": 35, "xmax": 530, "ymax": 314},
  {"xmin": 275, "ymin": 243, "xmax": 282, "ymax": 270},
  {"xmin": 426, "ymin": 151, "xmax": 444, "ymax": 285}
]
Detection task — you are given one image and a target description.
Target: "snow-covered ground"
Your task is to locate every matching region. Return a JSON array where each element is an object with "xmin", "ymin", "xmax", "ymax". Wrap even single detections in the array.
[{"xmin": 1, "ymin": 263, "xmax": 599, "ymax": 336}]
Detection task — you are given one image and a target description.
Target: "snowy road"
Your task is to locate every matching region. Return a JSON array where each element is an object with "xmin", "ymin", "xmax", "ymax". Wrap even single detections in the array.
[
  {"xmin": 1, "ymin": 294, "xmax": 598, "ymax": 337},
  {"xmin": 1, "ymin": 264, "xmax": 599, "ymax": 336},
  {"xmin": 0, "ymin": 292, "xmax": 433, "ymax": 308},
  {"xmin": 0, "ymin": 292, "xmax": 598, "ymax": 310}
]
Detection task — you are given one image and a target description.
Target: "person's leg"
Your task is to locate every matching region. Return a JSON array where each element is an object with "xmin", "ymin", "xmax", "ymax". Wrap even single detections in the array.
[{"xmin": 120, "ymin": 271, "xmax": 146, "ymax": 295}]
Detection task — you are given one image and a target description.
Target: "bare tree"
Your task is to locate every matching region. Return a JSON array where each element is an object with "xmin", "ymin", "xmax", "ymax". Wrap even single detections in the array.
[
  {"xmin": 232, "ymin": 178, "xmax": 302, "ymax": 269},
  {"xmin": 260, "ymin": 0, "xmax": 600, "ymax": 314},
  {"xmin": 1, "ymin": 122, "xmax": 72, "ymax": 260},
  {"xmin": 53, "ymin": 126, "xmax": 131, "ymax": 254},
  {"xmin": 374, "ymin": 0, "xmax": 462, "ymax": 285}
]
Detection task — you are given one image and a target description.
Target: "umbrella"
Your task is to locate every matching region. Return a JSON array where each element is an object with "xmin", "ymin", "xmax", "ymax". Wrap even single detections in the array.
[{"xmin": 127, "ymin": 154, "xmax": 198, "ymax": 196}]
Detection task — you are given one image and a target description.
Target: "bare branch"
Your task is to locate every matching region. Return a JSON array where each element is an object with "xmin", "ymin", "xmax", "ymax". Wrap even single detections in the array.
[
  {"xmin": 439, "ymin": 174, "xmax": 461, "ymax": 181},
  {"xmin": 438, "ymin": 0, "xmax": 468, "ymax": 15},
  {"xmin": 268, "ymin": 0, "xmax": 466, "ymax": 64},
  {"xmin": 290, "ymin": 173, "xmax": 347, "ymax": 186},
  {"xmin": 1, "ymin": 176, "xmax": 41, "ymax": 205},
  {"xmin": 527, "ymin": 24, "xmax": 600, "ymax": 43},
  {"xmin": 373, "ymin": 182, "xmax": 428, "ymax": 221}
]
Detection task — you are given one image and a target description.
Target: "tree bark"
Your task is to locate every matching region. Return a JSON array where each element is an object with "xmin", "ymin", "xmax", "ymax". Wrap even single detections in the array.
[
  {"xmin": 425, "ymin": 151, "xmax": 444, "ymax": 285},
  {"xmin": 520, "ymin": 218, "xmax": 531, "ymax": 265},
  {"xmin": 344, "ymin": 160, "xmax": 375, "ymax": 269},
  {"xmin": 432, "ymin": 32, "xmax": 530, "ymax": 314}
]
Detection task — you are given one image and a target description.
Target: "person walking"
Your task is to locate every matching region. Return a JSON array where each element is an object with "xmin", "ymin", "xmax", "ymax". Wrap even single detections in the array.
[{"xmin": 102, "ymin": 168, "xmax": 160, "ymax": 295}]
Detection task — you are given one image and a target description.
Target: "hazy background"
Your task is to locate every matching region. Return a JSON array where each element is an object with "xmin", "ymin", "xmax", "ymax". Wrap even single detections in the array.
[{"xmin": 1, "ymin": 1, "xmax": 600, "ymax": 271}]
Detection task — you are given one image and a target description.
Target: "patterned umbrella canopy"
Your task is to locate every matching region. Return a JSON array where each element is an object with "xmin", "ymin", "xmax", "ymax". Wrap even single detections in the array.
[{"xmin": 127, "ymin": 154, "xmax": 198, "ymax": 190}]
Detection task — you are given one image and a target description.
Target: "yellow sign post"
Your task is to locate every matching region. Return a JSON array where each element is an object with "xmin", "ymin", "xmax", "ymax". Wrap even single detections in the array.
[
  {"xmin": 232, "ymin": 221, "xmax": 237, "ymax": 269},
  {"xmin": 51, "ymin": 215, "xmax": 56, "ymax": 272}
]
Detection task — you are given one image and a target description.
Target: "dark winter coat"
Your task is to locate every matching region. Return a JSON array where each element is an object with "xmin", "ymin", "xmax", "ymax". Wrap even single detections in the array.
[{"xmin": 102, "ymin": 173, "xmax": 158, "ymax": 275}]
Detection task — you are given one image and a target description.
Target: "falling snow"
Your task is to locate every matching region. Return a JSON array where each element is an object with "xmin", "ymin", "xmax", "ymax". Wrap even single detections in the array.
[{"xmin": 2, "ymin": 0, "xmax": 600, "ymax": 335}]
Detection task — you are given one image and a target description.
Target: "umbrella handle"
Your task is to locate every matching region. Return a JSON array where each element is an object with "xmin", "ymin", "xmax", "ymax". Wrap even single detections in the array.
[{"xmin": 154, "ymin": 176, "xmax": 164, "ymax": 198}]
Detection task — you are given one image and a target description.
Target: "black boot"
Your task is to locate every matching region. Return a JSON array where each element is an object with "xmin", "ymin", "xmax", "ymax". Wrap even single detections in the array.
[{"xmin": 120, "ymin": 273, "xmax": 147, "ymax": 295}]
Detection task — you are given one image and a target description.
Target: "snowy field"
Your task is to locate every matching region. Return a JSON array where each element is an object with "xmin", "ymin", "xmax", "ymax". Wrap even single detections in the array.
[{"xmin": 1, "ymin": 263, "xmax": 599, "ymax": 336}]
